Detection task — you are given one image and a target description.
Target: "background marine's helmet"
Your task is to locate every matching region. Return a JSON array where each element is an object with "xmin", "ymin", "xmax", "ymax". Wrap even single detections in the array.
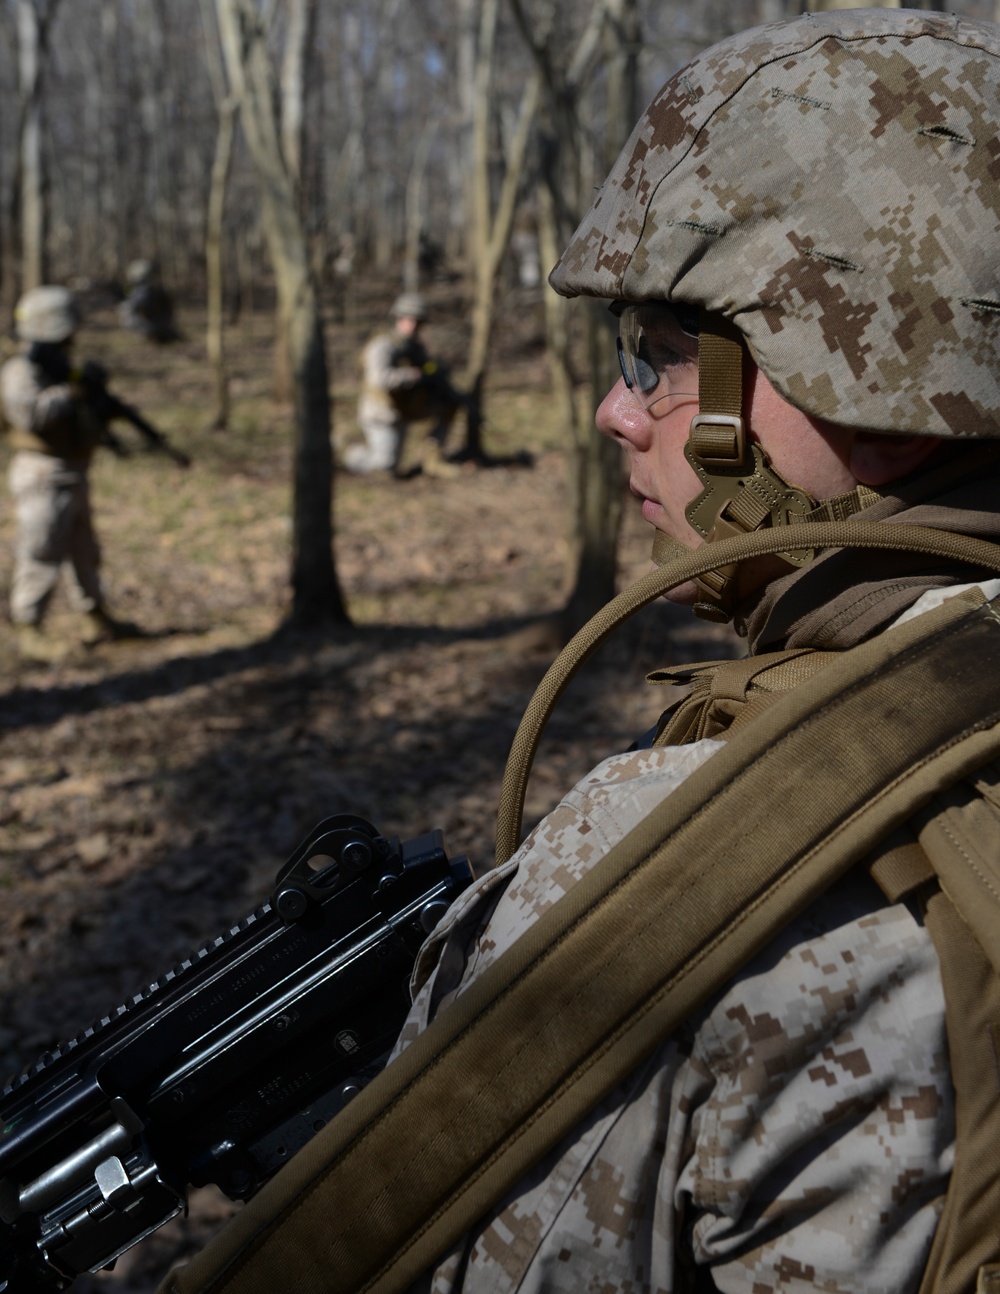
[
  {"xmin": 14, "ymin": 286, "xmax": 81, "ymax": 344},
  {"xmin": 125, "ymin": 259, "xmax": 157, "ymax": 288},
  {"xmin": 550, "ymin": 8, "xmax": 1000, "ymax": 440},
  {"xmin": 391, "ymin": 292, "xmax": 429, "ymax": 322}
]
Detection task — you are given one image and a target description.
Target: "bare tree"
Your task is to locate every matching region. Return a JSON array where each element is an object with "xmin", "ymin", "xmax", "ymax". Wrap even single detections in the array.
[
  {"xmin": 325, "ymin": 0, "xmax": 404, "ymax": 288},
  {"xmin": 205, "ymin": 96, "xmax": 238, "ymax": 429},
  {"xmin": 214, "ymin": 0, "xmax": 348, "ymax": 628},
  {"xmin": 512, "ymin": 0, "xmax": 634, "ymax": 631},
  {"xmin": 403, "ymin": 121, "xmax": 437, "ymax": 293},
  {"xmin": 135, "ymin": 0, "xmax": 177, "ymax": 279},
  {"xmin": 461, "ymin": 0, "xmax": 541, "ymax": 458},
  {"xmin": 16, "ymin": 0, "xmax": 62, "ymax": 291},
  {"xmin": 561, "ymin": 0, "xmax": 641, "ymax": 631},
  {"xmin": 280, "ymin": 0, "xmax": 316, "ymax": 192},
  {"xmin": 199, "ymin": 0, "xmax": 237, "ymax": 430}
]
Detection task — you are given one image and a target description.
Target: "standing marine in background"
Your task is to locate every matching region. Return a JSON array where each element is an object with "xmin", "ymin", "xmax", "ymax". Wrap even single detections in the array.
[
  {"xmin": 119, "ymin": 259, "xmax": 181, "ymax": 345},
  {"xmin": 346, "ymin": 292, "xmax": 464, "ymax": 480},
  {"xmin": 2, "ymin": 286, "xmax": 138, "ymax": 661}
]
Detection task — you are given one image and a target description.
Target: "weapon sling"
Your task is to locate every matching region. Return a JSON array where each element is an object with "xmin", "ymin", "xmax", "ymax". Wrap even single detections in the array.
[{"xmin": 163, "ymin": 523, "xmax": 1000, "ymax": 1294}]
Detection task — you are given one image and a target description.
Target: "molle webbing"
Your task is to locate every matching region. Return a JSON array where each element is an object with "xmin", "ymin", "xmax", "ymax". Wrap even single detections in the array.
[
  {"xmin": 806, "ymin": 483, "xmax": 883, "ymax": 524},
  {"xmin": 646, "ymin": 648, "xmax": 840, "ymax": 746},
  {"xmin": 163, "ymin": 590, "xmax": 1000, "ymax": 1294}
]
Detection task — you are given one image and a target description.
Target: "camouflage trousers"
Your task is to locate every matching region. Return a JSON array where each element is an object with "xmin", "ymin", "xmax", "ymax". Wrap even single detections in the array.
[
  {"xmin": 346, "ymin": 391, "xmax": 458, "ymax": 474},
  {"xmin": 7, "ymin": 450, "xmax": 101, "ymax": 625},
  {"xmin": 344, "ymin": 407, "xmax": 403, "ymax": 474}
]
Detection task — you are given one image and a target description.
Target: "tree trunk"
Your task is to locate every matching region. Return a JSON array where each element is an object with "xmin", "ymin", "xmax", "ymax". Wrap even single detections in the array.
[
  {"xmin": 101, "ymin": 0, "xmax": 129, "ymax": 281},
  {"xmin": 215, "ymin": 0, "xmax": 348, "ymax": 629},
  {"xmin": 512, "ymin": 0, "xmax": 632, "ymax": 633},
  {"xmin": 206, "ymin": 96, "xmax": 238, "ymax": 430},
  {"xmin": 561, "ymin": 0, "xmax": 637, "ymax": 629},
  {"xmin": 18, "ymin": 0, "xmax": 47, "ymax": 291},
  {"xmin": 269, "ymin": 0, "xmax": 316, "ymax": 402},
  {"xmin": 280, "ymin": 0, "xmax": 316, "ymax": 194},
  {"xmin": 562, "ymin": 303, "xmax": 625, "ymax": 630},
  {"xmin": 461, "ymin": 0, "xmax": 541, "ymax": 458},
  {"xmin": 198, "ymin": 0, "xmax": 236, "ymax": 428},
  {"xmin": 403, "ymin": 122, "xmax": 437, "ymax": 293},
  {"xmin": 537, "ymin": 173, "xmax": 576, "ymax": 433},
  {"xmin": 457, "ymin": 0, "xmax": 479, "ymax": 274},
  {"xmin": 138, "ymin": 0, "xmax": 177, "ymax": 283}
]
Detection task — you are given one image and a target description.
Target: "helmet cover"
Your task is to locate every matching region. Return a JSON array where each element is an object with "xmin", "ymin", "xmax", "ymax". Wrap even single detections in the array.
[
  {"xmin": 550, "ymin": 8, "xmax": 1000, "ymax": 439},
  {"xmin": 126, "ymin": 259, "xmax": 156, "ymax": 287},
  {"xmin": 391, "ymin": 292, "xmax": 429, "ymax": 321},
  {"xmin": 14, "ymin": 285, "xmax": 81, "ymax": 343}
]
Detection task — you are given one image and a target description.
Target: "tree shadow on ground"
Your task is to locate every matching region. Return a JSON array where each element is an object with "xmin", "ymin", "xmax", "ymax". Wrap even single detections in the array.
[
  {"xmin": 0, "ymin": 598, "xmax": 740, "ymax": 1291},
  {"xmin": 0, "ymin": 613, "xmax": 557, "ymax": 734},
  {"xmin": 0, "ymin": 598, "xmax": 739, "ymax": 1066}
]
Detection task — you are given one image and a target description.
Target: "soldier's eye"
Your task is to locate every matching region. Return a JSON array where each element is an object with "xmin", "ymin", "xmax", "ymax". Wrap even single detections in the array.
[{"xmin": 634, "ymin": 334, "xmax": 660, "ymax": 392}]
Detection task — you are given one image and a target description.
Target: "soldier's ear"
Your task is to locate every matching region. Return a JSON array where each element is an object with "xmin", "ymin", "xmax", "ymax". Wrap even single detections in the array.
[{"xmin": 849, "ymin": 432, "xmax": 941, "ymax": 487}]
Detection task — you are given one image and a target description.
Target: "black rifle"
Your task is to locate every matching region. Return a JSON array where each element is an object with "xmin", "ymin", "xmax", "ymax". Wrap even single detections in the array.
[
  {"xmin": 25, "ymin": 344, "xmax": 191, "ymax": 468},
  {"xmin": 0, "ymin": 816, "xmax": 474, "ymax": 1292},
  {"xmin": 70, "ymin": 362, "xmax": 192, "ymax": 469}
]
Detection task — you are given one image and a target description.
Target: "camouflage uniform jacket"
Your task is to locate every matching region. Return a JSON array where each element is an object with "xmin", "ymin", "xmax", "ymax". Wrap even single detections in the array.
[
  {"xmin": 0, "ymin": 353, "xmax": 100, "ymax": 461},
  {"xmin": 390, "ymin": 589, "xmax": 979, "ymax": 1294},
  {"xmin": 359, "ymin": 330, "xmax": 428, "ymax": 427}
]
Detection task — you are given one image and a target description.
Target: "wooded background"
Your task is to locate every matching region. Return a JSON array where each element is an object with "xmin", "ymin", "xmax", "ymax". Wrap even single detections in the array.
[{"xmin": 0, "ymin": 0, "xmax": 991, "ymax": 631}]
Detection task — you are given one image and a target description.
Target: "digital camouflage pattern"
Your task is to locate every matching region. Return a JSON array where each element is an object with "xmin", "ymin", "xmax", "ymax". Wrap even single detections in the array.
[
  {"xmin": 393, "ymin": 721, "xmax": 953, "ymax": 1293},
  {"xmin": 2, "ymin": 353, "xmax": 105, "ymax": 625},
  {"xmin": 347, "ymin": 331, "xmax": 433, "ymax": 473},
  {"xmin": 348, "ymin": 327, "xmax": 461, "ymax": 475},
  {"xmin": 549, "ymin": 8, "xmax": 1000, "ymax": 440},
  {"xmin": 5, "ymin": 451, "xmax": 101, "ymax": 625}
]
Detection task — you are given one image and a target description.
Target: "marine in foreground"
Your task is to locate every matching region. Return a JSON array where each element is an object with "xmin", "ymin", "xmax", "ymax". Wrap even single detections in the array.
[
  {"xmin": 7, "ymin": 8, "xmax": 1000, "ymax": 1293},
  {"xmin": 165, "ymin": 10, "xmax": 1000, "ymax": 1292}
]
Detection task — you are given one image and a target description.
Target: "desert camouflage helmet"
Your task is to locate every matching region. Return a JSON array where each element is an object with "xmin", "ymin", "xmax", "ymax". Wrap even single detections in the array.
[
  {"xmin": 126, "ymin": 259, "xmax": 156, "ymax": 287},
  {"xmin": 550, "ymin": 8, "xmax": 1000, "ymax": 439},
  {"xmin": 14, "ymin": 285, "xmax": 81, "ymax": 343},
  {"xmin": 391, "ymin": 292, "xmax": 428, "ymax": 321}
]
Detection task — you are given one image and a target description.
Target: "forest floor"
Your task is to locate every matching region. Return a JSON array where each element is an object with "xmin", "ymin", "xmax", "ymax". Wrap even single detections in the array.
[{"xmin": 0, "ymin": 276, "xmax": 739, "ymax": 1291}]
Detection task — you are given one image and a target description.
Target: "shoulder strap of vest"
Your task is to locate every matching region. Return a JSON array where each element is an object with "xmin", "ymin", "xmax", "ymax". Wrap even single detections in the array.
[
  {"xmin": 909, "ymin": 764, "xmax": 1000, "ymax": 1294},
  {"xmin": 496, "ymin": 519, "xmax": 1000, "ymax": 865},
  {"xmin": 162, "ymin": 585, "xmax": 1000, "ymax": 1294}
]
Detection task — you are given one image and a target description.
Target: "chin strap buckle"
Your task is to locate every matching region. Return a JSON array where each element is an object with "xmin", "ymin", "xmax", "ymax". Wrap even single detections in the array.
[
  {"xmin": 687, "ymin": 413, "xmax": 746, "ymax": 468},
  {"xmin": 650, "ymin": 312, "xmax": 884, "ymax": 624},
  {"xmin": 684, "ymin": 435, "xmax": 818, "ymax": 603},
  {"xmin": 683, "ymin": 315, "xmax": 818, "ymax": 622}
]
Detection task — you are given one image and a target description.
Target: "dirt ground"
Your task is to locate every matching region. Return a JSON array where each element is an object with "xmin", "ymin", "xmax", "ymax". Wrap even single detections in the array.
[{"xmin": 0, "ymin": 281, "xmax": 739, "ymax": 1291}]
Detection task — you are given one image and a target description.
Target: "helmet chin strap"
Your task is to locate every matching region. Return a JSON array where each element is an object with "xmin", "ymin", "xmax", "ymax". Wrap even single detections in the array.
[{"xmin": 656, "ymin": 310, "xmax": 879, "ymax": 624}]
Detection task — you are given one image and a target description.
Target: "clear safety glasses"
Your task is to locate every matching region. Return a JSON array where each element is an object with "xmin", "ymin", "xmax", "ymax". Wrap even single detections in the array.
[{"xmin": 613, "ymin": 301, "xmax": 699, "ymax": 413}]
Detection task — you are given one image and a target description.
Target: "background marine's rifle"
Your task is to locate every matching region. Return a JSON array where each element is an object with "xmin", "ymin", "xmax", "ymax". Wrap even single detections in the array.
[{"xmin": 0, "ymin": 815, "xmax": 474, "ymax": 1293}]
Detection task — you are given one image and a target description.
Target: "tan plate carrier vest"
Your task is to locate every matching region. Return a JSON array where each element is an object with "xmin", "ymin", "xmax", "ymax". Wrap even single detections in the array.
[{"xmin": 164, "ymin": 524, "xmax": 1000, "ymax": 1294}]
